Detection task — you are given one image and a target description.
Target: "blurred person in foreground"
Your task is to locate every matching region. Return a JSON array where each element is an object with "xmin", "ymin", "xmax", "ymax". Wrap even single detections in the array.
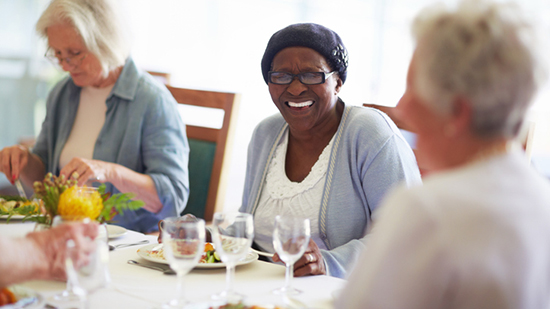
[
  {"xmin": 0, "ymin": 0, "xmax": 189, "ymax": 233},
  {"xmin": 337, "ymin": 0, "xmax": 550, "ymax": 308},
  {"xmin": 240, "ymin": 23, "xmax": 421, "ymax": 278},
  {"xmin": 0, "ymin": 221, "xmax": 98, "ymax": 287}
]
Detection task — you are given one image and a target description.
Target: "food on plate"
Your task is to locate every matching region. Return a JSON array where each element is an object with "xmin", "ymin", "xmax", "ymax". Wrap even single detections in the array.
[
  {"xmin": 147, "ymin": 243, "xmax": 222, "ymax": 263},
  {"xmin": 0, "ymin": 195, "xmax": 42, "ymax": 218},
  {"xmin": 0, "ymin": 287, "xmax": 16, "ymax": 306},
  {"xmin": 201, "ymin": 242, "xmax": 221, "ymax": 263}
]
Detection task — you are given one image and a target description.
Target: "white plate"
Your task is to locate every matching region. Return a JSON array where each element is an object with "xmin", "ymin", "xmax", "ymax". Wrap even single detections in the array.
[
  {"xmin": 106, "ymin": 224, "xmax": 127, "ymax": 239},
  {"xmin": 136, "ymin": 243, "xmax": 258, "ymax": 269},
  {"xmin": 0, "ymin": 285, "xmax": 43, "ymax": 308},
  {"xmin": 0, "ymin": 215, "xmax": 26, "ymax": 220}
]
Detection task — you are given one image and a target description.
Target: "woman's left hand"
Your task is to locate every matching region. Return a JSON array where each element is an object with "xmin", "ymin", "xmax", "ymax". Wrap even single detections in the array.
[
  {"xmin": 60, "ymin": 157, "xmax": 111, "ymax": 186},
  {"xmin": 273, "ymin": 239, "xmax": 326, "ymax": 277}
]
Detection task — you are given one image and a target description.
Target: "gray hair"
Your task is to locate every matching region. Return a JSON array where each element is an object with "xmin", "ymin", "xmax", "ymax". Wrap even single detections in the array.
[
  {"xmin": 36, "ymin": 0, "xmax": 130, "ymax": 76},
  {"xmin": 412, "ymin": 0, "xmax": 546, "ymax": 139}
]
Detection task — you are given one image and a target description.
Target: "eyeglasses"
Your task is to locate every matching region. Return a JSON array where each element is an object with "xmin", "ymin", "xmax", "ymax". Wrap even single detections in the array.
[
  {"xmin": 44, "ymin": 47, "xmax": 88, "ymax": 68},
  {"xmin": 268, "ymin": 71, "xmax": 336, "ymax": 85}
]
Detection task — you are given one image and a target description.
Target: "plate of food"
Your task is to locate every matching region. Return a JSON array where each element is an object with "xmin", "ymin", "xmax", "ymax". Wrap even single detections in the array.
[
  {"xmin": 137, "ymin": 243, "xmax": 258, "ymax": 269},
  {"xmin": 106, "ymin": 224, "xmax": 127, "ymax": 239},
  {"xmin": 0, "ymin": 285, "xmax": 43, "ymax": 308},
  {"xmin": 0, "ymin": 196, "xmax": 42, "ymax": 221}
]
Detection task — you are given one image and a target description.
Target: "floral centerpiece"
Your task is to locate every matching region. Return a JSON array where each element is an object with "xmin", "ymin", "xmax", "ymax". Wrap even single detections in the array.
[{"xmin": 30, "ymin": 173, "xmax": 144, "ymax": 225}]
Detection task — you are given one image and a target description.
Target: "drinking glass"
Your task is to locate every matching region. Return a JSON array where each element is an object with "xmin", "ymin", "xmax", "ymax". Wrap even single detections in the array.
[
  {"xmin": 211, "ymin": 212, "xmax": 254, "ymax": 303},
  {"xmin": 161, "ymin": 217, "xmax": 206, "ymax": 308},
  {"xmin": 50, "ymin": 215, "xmax": 110, "ymax": 308},
  {"xmin": 272, "ymin": 215, "xmax": 310, "ymax": 295}
]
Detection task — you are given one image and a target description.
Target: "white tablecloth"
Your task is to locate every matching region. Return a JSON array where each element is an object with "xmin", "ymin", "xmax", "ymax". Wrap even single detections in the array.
[{"xmin": 0, "ymin": 220, "xmax": 345, "ymax": 309}]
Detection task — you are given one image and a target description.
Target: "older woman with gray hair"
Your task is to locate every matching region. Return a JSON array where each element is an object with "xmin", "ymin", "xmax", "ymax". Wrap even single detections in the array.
[
  {"xmin": 337, "ymin": 0, "xmax": 550, "ymax": 308},
  {"xmin": 0, "ymin": 0, "xmax": 189, "ymax": 233}
]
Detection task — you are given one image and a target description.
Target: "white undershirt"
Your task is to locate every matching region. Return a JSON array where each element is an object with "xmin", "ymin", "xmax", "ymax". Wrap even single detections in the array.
[
  {"xmin": 254, "ymin": 129, "xmax": 334, "ymax": 254},
  {"xmin": 59, "ymin": 85, "xmax": 112, "ymax": 169}
]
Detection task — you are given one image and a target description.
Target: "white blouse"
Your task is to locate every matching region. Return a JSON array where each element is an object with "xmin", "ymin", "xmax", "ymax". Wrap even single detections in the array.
[
  {"xmin": 59, "ymin": 85, "xmax": 112, "ymax": 169},
  {"xmin": 254, "ymin": 129, "xmax": 334, "ymax": 254}
]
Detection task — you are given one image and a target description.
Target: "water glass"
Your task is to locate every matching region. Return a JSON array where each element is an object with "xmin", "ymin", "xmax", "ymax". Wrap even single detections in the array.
[
  {"xmin": 211, "ymin": 212, "xmax": 254, "ymax": 303},
  {"xmin": 161, "ymin": 217, "xmax": 206, "ymax": 308},
  {"xmin": 50, "ymin": 215, "xmax": 110, "ymax": 308},
  {"xmin": 272, "ymin": 215, "xmax": 310, "ymax": 295}
]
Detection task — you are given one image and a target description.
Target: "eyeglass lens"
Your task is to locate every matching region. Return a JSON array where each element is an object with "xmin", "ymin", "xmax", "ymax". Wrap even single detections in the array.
[{"xmin": 269, "ymin": 72, "xmax": 332, "ymax": 85}]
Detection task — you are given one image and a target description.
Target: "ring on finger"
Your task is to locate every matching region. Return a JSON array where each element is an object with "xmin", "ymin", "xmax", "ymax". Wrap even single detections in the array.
[{"xmin": 306, "ymin": 253, "xmax": 314, "ymax": 264}]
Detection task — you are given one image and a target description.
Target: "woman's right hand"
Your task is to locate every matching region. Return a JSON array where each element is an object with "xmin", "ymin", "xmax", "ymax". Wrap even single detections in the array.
[{"xmin": 0, "ymin": 145, "xmax": 31, "ymax": 184}]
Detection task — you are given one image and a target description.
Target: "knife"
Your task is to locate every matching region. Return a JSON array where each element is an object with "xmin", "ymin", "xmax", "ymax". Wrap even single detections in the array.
[{"xmin": 14, "ymin": 179, "xmax": 26, "ymax": 198}]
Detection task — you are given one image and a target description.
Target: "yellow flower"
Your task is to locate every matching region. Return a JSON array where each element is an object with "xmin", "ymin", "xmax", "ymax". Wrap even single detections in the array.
[{"xmin": 57, "ymin": 186, "xmax": 103, "ymax": 220}]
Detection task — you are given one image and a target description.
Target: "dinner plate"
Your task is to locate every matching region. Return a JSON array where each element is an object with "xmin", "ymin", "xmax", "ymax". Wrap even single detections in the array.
[
  {"xmin": 106, "ymin": 224, "xmax": 127, "ymax": 239},
  {"xmin": 0, "ymin": 285, "xmax": 43, "ymax": 309},
  {"xmin": 0, "ymin": 215, "xmax": 26, "ymax": 220},
  {"xmin": 136, "ymin": 243, "xmax": 259, "ymax": 269}
]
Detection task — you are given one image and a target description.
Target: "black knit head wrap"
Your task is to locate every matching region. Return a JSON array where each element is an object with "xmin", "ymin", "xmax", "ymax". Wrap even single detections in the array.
[{"xmin": 261, "ymin": 23, "xmax": 349, "ymax": 84}]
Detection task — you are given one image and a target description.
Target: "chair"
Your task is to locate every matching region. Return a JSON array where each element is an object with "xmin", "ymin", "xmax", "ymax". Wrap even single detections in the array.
[
  {"xmin": 147, "ymin": 71, "xmax": 171, "ymax": 85},
  {"xmin": 166, "ymin": 85, "xmax": 240, "ymax": 222}
]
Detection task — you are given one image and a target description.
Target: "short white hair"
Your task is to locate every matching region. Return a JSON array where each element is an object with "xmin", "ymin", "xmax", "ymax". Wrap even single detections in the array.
[
  {"xmin": 412, "ymin": 0, "xmax": 546, "ymax": 139},
  {"xmin": 36, "ymin": 0, "xmax": 131, "ymax": 76}
]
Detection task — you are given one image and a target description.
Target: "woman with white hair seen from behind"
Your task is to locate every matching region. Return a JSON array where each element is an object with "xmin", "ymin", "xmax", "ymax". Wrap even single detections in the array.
[
  {"xmin": 337, "ymin": 0, "xmax": 550, "ymax": 308},
  {"xmin": 0, "ymin": 0, "xmax": 189, "ymax": 233}
]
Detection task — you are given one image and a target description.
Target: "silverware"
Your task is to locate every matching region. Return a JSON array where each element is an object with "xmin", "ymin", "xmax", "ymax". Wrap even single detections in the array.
[
  {"xmin": 14, "ymin": 179, "xmax": 26, "ymax": 198},
  {"xmin": 127, "ymin": 260, "xmax": 175, "ymax": 275},
  {"xmin": 251, "ymin": 248, "xmax": 274, "ymax": 258},
  {"xmin": 109, "ymin": 239, "xmax": 149, "ymax": 251}
]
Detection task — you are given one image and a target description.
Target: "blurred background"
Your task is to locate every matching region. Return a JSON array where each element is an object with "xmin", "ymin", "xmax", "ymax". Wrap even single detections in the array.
[{"xmin": 1, "ymin": 0, "xmax": 549, "ymax": 212}]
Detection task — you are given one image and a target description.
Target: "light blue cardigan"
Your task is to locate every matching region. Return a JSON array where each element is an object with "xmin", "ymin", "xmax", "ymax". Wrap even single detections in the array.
[{"xmin": 240, "ymin": 103, "xmax": 421, "ymax": 278}]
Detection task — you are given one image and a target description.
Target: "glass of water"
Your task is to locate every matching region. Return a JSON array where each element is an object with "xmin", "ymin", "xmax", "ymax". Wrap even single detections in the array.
[
  {"xmin": 211, "ymin": 212, "xmax": 254, "ymax": 303},
  {"xmin": 161, "ymin": 217, "xmax": 206, "ymax": 308},
  {"xmin": 272, "ymin": 215, "xmax": 310, "ymax": 295}
]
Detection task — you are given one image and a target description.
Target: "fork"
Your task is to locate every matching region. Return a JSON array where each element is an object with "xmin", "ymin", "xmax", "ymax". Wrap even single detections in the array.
[{"xmin": 109, "ymin": 239, "xmax": 149, "ymax": 251}]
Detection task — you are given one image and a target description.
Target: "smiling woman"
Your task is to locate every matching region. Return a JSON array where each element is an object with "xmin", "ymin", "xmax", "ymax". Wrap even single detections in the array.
[{"xmin": 239, "ymin": 23, "xmax": 421, "ymax": 279}]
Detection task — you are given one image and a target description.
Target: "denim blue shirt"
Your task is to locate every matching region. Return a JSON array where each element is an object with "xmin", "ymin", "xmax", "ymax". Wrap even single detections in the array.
[{"xmin": 32, "ymin": 58, "xmax": 190, "ymax": 233}]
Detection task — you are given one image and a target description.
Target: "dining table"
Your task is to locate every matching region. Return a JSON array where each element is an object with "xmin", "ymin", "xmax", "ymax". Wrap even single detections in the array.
[{"xmin": 0, "ymin": 219, "xmax": 346, "ymax": 309}]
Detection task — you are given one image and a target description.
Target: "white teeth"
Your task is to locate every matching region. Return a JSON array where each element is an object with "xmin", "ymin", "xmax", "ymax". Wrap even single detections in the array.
[{"xmin": 288, "ymin": 101, "xmax": 313, "ymax": 108}]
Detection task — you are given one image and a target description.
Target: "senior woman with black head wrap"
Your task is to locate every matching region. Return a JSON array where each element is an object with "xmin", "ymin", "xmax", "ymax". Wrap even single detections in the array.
[
  {"xmin": 337, "ymin": 0, "xmax": 550, "ymax": 308},
  {"xmin": 240, "ymin": 23, "xmax": 421, "ymax": 278}
]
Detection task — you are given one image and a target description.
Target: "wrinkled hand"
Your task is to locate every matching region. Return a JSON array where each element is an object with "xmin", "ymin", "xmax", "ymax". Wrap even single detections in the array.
[
  {"xmin": 26, "ymin": 221, "xmax": 99, "ymax": 281},
  {"xmin": 0, "ymin": 145, "xmax": 31, "ymax": 183},
  {"xmin": 60, "ymin": 157, "xmax": 111, "ymax": 186},
  {"xmin": 273, "ymin": 239, "xmax": 326, "ymax": 277},
  {"xmin": 157, "ymin": 214, "xmax": 198, "ymax": 244}
]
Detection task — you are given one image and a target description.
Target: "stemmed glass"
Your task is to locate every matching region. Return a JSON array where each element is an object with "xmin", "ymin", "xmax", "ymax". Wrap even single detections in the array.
[
  {"xmin": 211, "ymin": 212, "xmax": 254, "ymax": 303},
  {"xmin": 50, "ymin": 215, "xmax": 110, "ymax": 308},
  {"xmin": 161, "ymin": 217, "xmax": 206, "ymax": 308},
  {"xmin": 272, "ymin": 215, "xmax": 311, "ymax": 295}
]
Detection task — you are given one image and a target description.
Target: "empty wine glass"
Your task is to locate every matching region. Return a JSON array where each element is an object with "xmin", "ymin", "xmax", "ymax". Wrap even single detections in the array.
[
  {"xmin": 50, "ymin": 215, "xmax": 110, "ymax": 308},
  {"xmin": 161, "ymin": 217, "xmax": 206, "ymax": 308},
  {"xmin": 211, "ymin": 212, "xmax": 254, "ymax": 303},
  {"xmin": 272, "ymin": 215, "xmax": 310, "ymax": 295}
]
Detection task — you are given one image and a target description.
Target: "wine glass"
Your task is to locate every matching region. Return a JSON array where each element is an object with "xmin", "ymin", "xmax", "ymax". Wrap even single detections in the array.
[
  {"xmin": 211, "ymin": 212, "xmax": 254, "ymax": 303},
  {"xmin": 272, "ymin": 215, "xmax": 311, "ymax": 295},
  {"xmin": 161, "ymin": 217, "xmax": 206, "ymax": 308},
  {"xmin": 50, "ymin": 215, "xmax": 110, "ymax": 308}
]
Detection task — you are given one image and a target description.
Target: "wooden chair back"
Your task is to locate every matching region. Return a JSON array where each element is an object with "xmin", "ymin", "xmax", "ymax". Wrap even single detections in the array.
[{"xmin": 167, "ymin": 85, "xmax": 240, "ymax": 221}]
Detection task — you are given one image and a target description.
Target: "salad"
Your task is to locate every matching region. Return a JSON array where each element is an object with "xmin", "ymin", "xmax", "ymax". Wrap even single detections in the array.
[
  {"xmin": 148, "ymin": 243, "xmax": 222, "ymax": 264},
  {"xmin": 0, "ymin": 195, "xmax": 42, "ymax": 220}
]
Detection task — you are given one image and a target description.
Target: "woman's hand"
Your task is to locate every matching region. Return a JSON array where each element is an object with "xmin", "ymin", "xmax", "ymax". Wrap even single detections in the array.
[
  {"xmin": 60, "ymin": 157, "xmax": 112, "ymax": 186},
  {"xmin": 273, "ymin": 239, "xmax": 326, "ymax": 277},
  {"xmin": 26, "ymin": 221, "xmax": 99, "ymax": 281},
  {"xmin": 0, "ymin": 145, "xmax": 31, "ymax": 183}
]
